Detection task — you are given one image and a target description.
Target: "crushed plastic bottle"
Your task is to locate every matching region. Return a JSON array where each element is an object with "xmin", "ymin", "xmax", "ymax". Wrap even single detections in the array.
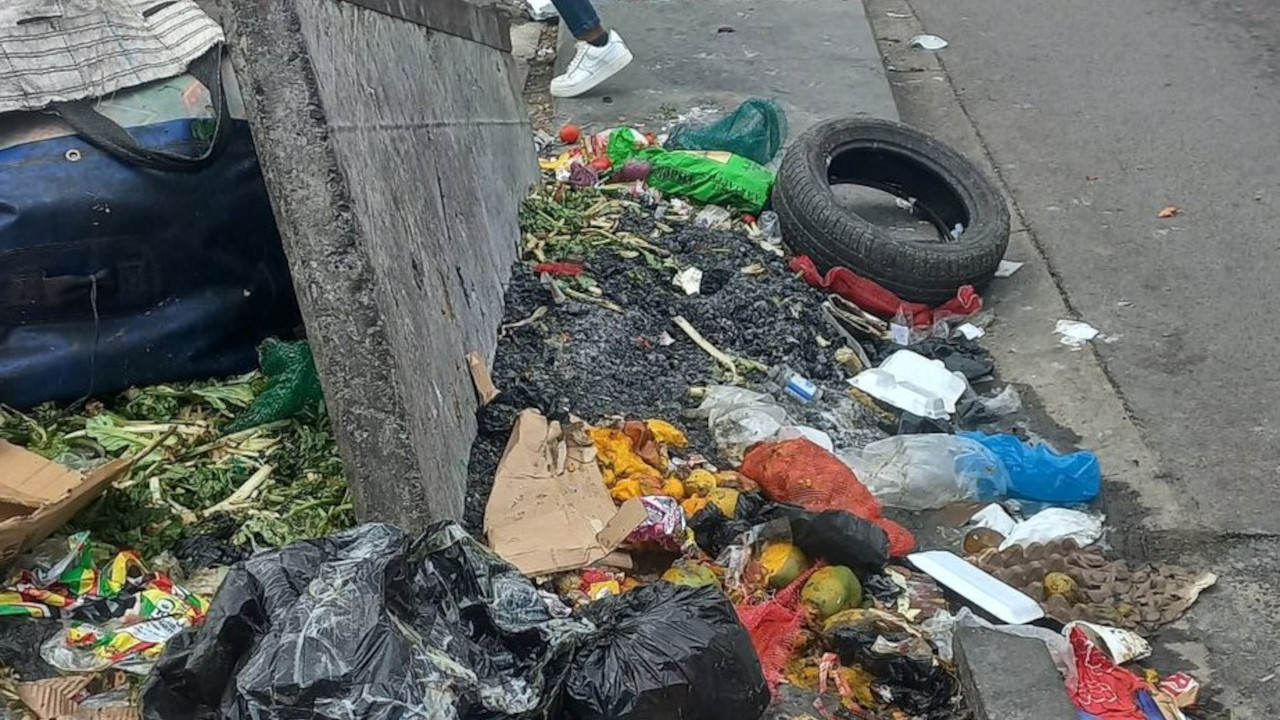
[
  {"xmin": 758, "ymin": 210, "xmax": 782, "ymax": 244},
  {"xmin": 768, "ymin": 365, "xmax": 823, "ymax": 404}
]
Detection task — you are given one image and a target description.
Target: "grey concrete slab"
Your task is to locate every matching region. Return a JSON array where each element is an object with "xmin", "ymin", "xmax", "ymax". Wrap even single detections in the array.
[
  {"xmin": 954, "ymin": 627, "xmax": 1078, "ymax": 720},
  {"xmin": 510, "ymin": 21, "xmax": 543, "ymax": 94},
  {"xmin": 553, "ymin": 0, "xmax": 898, "ymax": 136},
  {"xmin": 209, "ymin": 0, "xmax": 536, "ymax": 529}
]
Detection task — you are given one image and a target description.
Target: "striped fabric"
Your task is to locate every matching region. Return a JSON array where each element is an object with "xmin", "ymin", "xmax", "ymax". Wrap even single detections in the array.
[{"xmin": 0, "ymin": 0, "xmax": 223, "ymax": 113}]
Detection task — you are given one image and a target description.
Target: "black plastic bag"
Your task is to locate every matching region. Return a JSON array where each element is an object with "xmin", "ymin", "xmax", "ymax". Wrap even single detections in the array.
[
  {"xmin": 827, "ymin": 613, "xmax": 955, "ymax": 714},
  {"xmin": 759, "ymin": 506, "xmax": 890, "ymax": 571},
  {"xmin": 687, "ymin": 492, "xmax": 770, "ymax": 557},
  {"xmin": 141, "ymin": 522, "xmax": 589, "ymax": 720},
  {"xmin": 689, "ymin": 497, "xmax": 889, "ymax": 571},
  {"xmin": 563, "ymin": 584, "xmax": 769, "ymax": 720}
]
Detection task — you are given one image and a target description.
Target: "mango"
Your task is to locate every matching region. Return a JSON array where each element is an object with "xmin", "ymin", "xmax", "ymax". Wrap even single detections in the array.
[
  {"xmin": 662, "ymin": 562, "xmax": 721, "ymax": 589},
  {"xmin": 801, "ymin": 566, "xmax": 862, "ymax": 619},
  {"xmin": 646, "ymin": 419, "xmax": 689, "ymax": 448},
  {"xmin": 661, "ymin": 476, "xmax": 685, "ymax": 500},
  {"xmin": 683, "ymin": 469, "xmax": 718, "ymax": 497},
  {"xmin": 681, "ymin": 496, "xmax": 710, "ymax": 517},
  {"xmin": 706, "ymin": 487, "xmax": 740, "ymax": 517},
  {"xmin": 760, "ymin": 542, "xmax": 810, "ymax": 589}
]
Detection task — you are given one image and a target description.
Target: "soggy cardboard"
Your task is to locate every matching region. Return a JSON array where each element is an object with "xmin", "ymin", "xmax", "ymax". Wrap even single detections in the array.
[
  {"xmin": 0, "ymin": 440, "xmax": 131, "ymax": 565},
  {"xmin": 484, "ymin": 410, "xmax": 646, "ymax": 576},
  {"xmin": 16, "ymin": 675, "xmax": 141, "ymax": 720}
]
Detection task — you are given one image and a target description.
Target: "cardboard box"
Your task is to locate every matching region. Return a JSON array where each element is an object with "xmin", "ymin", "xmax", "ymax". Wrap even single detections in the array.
[
  {"xmin": 0, "ymin": 440, "xmax": 130, "ymax": 565},
  {"xmin": 484, "ymin": 410, "xmax": 646, "ymax": 577}
]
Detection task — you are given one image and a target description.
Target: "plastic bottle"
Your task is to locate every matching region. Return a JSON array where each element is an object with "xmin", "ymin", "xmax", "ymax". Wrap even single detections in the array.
[
  {"xmin": 758, "ymin": 210, "xmax": 782, "ymax": 244},
  {"xmin": 768, "ymin": 365, "xmax": 823, "ymax": 404}
]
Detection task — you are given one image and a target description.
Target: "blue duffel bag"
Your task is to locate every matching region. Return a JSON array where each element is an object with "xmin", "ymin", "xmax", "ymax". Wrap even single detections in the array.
[{"xmin": 0, "ymin": 47, "xmax": 301, "ymax": 408}]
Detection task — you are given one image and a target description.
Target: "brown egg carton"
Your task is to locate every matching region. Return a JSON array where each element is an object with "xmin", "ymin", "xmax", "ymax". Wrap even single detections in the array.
[{"xmin": 972, "ymin": 539, "xmax": 1216, "ymax": 632}]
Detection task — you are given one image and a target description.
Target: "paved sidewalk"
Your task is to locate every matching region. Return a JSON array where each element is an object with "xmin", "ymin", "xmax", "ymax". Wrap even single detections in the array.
[{"xmin": 553, "ymin": 0, "xmax": 898, "ymax": 134}]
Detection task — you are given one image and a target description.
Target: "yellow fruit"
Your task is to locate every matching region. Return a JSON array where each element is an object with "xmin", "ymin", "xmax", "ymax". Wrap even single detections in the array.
[
  {"xmin": 684, "ymin": 469, "xmax": 718, "ymax": 497},
  {"xmin": 759, "ymin": 543, "xmax": 810, "ymax": 589},
  {"xmin": 646, "ymin": 419, "xmax": 688, "ymax": 448},
  {"xmin": 610, "ymin": 478, "xmax": 643, "ymax": 503},
  {"xmin": 661, "ymin": 477, "xmax": 685, "ymax": 500},
  {"xmin": 681, "ymin": 496, "xmax": 710, "ymax": 517},
  {"xmin": 662, "ymin": 562, "xmax": 720, "ymax": 588},
  {"xmin": 1043, "ymin": 572, "xmax": 1080, "ymax": 602},
  {"xmin": 801, "ymin": 566, "xmax": 862, "ymax": 619},
  {"xmin": 706, "ymin": 487, "xmax": 740, "ymax": 517}
]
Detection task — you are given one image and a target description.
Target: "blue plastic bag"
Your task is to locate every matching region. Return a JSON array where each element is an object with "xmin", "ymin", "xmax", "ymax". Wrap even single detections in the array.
[{"xmin": 959, "ymin": 432, "xmax": 1101, "ymax": 504}]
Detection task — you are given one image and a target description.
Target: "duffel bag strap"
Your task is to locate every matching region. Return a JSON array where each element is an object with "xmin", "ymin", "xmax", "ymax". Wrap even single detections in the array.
[{"xmin": 48, "ymin": 44, "xmax": 231, "ymax": 172}]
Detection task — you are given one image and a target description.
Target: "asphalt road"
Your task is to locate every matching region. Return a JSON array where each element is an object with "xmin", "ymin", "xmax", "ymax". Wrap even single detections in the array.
[{"xmin": 894, "ymin": 0, "xmax": 1280, "ymax": 714}]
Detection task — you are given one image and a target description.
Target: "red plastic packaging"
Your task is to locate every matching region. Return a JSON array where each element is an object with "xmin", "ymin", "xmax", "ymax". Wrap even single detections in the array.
[
  {"xmin": 788, "ymin": 255, "xmax": 981, "ymax": 327},
  {"xmin": 1067, "ymin": 626, "xmax": 1147, "ymax": 720},
  {"xmin": 739, "ymin": 439, "xmax": 915, "ymax": 557}
]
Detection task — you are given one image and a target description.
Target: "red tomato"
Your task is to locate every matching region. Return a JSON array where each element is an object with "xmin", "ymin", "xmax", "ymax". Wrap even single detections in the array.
[
  {"xmin": 590, "ymin": 156, "xmax": 612, "ymax": 171},
  {"xmin": 559, "ymin": 124, "xmax": 581, "ymax": 144}
]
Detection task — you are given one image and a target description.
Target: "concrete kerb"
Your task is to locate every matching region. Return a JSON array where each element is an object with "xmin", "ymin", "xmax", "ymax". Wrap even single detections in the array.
[{"xmin": 861, "ymin": 0, "xmax": 1187, "ymax": 541}]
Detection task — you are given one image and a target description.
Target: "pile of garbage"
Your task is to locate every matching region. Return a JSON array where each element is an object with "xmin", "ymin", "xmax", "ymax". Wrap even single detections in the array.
[
  {"xmin": 0, "ymin": 101, "xmax": 1218, "ymax": 720},
  {"xmin": 458, "ymin": 106, "xmax": 1216, "ymax": 720}
]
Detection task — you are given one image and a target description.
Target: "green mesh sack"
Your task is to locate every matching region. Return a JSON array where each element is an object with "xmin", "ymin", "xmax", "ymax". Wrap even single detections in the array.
[
  {"xmin": 666, "ymin": 99, "xmax": 788, "ymax": 165},
  {"xmin": 224, "ymin": 340, "xmax": 324, "ymax": 433}
]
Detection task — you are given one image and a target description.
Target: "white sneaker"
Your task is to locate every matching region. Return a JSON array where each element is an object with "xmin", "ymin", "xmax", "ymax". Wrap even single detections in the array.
[{"xmin": 550, "ymin": 31, "xmax": 633, "ymax": 98}]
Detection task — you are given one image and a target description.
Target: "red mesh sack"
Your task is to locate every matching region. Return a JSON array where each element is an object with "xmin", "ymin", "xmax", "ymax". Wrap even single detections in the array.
[
  {"xmin": 736, "ymin": 565, "xmax": 821, "ymax": 693},
  {"xmin": 739, "ymin": 439, "xmax": 915, "ymax": 557}
]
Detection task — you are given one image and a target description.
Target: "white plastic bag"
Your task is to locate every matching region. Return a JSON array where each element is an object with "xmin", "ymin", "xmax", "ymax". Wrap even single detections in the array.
[
  {"xmin": 844, "ymin": 434, "xmax": 1008, "ymax": 510},
  {"xmin": 526, "ymin": 0, "xmax": 558, "ymax": 20},
  {"xmin": 998, "ymin": 508, "xmax": 1103, "ymax": 550}
]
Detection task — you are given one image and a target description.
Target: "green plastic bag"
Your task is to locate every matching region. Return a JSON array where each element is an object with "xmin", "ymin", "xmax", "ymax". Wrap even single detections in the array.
[
  {"xmin": 667, "ymin": 99, "xmax": 788, "ymax": 165},
  {"xmin": 608, "ymin": 130, "xmax": 775, "ymax": 212},
  {"xmin": 224, "ymin": 339, "xmax": 324, "ymax": 433}
]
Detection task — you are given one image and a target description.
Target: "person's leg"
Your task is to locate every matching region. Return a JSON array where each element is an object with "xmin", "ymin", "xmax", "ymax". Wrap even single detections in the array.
[
  {"xmin": 550, "ymin": 0, "xmax": 606, "ymax": 44},
  {"xmin": 548, "ymin": 0, "xmax": 633, "ymax": 98}
]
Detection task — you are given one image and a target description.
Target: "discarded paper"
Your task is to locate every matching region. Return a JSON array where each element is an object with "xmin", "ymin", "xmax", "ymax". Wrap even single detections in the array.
[
  {"xmin": 1054, "ymin": 319, "xmax": 1100, "ymax": 349},
  {"xmin": 0, "ymin": 441, "xmax": 130, "ymax": 565},
  {"xmin": 484, "ymin": 410, "xmax": 647, "ymax": 576},
  {"xmin": 909, "ymin": 34, "xmax": 949, "ymax": 50}
]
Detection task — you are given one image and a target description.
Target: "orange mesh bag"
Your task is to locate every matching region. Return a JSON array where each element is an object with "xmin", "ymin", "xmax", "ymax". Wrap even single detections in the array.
[
  {"xmin": 739, "ymin": 439, "xmax": 915, "ymax": 557},
  {"xmin": 736, "ymin": 565, "xmax": 821, "ymax": 692}
]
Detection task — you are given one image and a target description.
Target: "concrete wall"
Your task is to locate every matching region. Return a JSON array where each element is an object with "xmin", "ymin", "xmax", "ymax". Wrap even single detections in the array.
[{"xmin": 206, "ymin": 0, "xmax": 537, "ymax": 529}]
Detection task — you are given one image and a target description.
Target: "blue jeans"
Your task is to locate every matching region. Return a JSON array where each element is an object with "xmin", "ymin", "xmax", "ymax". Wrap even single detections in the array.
[{"xmin": 552, "ymin": 0, "xmax": 601, "ymax": 39}]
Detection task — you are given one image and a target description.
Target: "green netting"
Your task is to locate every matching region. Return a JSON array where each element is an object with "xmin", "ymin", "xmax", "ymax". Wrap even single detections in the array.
[
  {"xmin": 666, "ymin": 99, "xmax": 788, "ymax": 165},
  {"xmin": 224, "ymin": 339, "xmax": 324, "ymax": 433}
]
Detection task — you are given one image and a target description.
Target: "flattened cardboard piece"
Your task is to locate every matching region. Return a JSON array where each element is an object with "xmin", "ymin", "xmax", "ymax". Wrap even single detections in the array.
[
  {"xmin": 17, "ymin": 676, "xmax": 92, "ymax": 719},
  {"xmin": 484, "ymin": 410, "xmax": 645, "ymax": 576},
  {"xmin": 0, "ymin": 441, "xmax": 131, "ymax": 565},
  {"xmin": 466, "ymin": 351, "xmax": 500, "ymax": 406}
]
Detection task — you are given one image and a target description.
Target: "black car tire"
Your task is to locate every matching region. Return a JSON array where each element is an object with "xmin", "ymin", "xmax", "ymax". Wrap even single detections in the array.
[{"xmin": 772, "ymin": 118, "xmax": 1010, "ymax": 304}]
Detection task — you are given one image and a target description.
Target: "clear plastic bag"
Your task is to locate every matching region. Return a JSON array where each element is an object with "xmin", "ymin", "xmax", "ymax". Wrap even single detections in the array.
[
  {"xmin": 844, "ymin": 434, "xmax": 1009, "ymax": 511},
  {"xmin": 692, "ymin": 386, "xmax": 789, "ymax": 459}
]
